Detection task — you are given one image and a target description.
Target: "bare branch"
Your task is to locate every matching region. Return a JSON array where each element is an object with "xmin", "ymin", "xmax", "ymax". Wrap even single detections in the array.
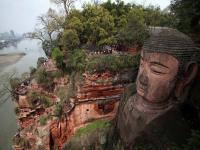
[
  {"xmin": 50, "ymin": 0, "xmax": 76, "ymax": 16},
  {"xmin": 0, "ymin": 71, "xmax": 17, "ymax": 106},
  {"xmin": 0, "ymin": 94, "xmax": 11, "ymax": 106},
  {"xmin": 24, "ymin": 31, "xmax": 45, "ymax": 42}
]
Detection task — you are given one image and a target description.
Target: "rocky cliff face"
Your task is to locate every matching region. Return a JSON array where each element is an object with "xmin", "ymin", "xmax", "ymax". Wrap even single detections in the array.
[
  {"xmin": 13, "ymin": 69, "xmax": 137, "ymax": 150},
  {"xmin": 50, "ymin": 70, "xmax": 136, "ymax": 149}
]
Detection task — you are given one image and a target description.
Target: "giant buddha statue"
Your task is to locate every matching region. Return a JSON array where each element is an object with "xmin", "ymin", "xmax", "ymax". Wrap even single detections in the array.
[{"xmin": 117, "ymin": 27, "xmax": 200, "ymax": 149}]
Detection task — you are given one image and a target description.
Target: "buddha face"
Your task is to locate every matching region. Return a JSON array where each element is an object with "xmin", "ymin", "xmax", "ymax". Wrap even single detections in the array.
[{"xmin": 136, "ymin": 50, "xmax": 179, "ymax": 103}]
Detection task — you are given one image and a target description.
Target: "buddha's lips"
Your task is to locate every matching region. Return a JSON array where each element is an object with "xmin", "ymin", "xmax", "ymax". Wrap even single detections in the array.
[{"xmin": 137, "ymin": 83, "xmax": 147, "ymax": 94}]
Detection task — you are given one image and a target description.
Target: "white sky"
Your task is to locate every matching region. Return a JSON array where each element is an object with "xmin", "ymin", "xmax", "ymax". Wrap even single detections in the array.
[{"xmin": 0, "ymin": 0, "xmax": 171, "ymax": 34}]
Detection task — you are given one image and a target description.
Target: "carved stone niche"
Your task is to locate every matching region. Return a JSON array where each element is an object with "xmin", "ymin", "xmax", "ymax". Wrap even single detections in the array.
[
  {"xmin": 94, "ymin": 101, "xmax": 115, "ymax": 115},
  {"xmin": 117, "ymin": 27, "xmax": 200, "ymax": 149}
]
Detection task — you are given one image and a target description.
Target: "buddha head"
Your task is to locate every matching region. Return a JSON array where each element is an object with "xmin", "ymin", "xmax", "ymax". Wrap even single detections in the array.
[{"xmin": 136, "ymin": 27, "xmax": 199, "ymax": 109}]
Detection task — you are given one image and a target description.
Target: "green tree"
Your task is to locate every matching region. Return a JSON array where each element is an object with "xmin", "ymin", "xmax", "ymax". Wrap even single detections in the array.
[
  {"xmin": 102, "ymin": 0, "xmax": 132, "ymax": 31},
  {"xmin": 51, "ymin": 48, "xmax": 66, "ymax": 72},
  {"xmin": 60, "ymin": 29, "xmax": 80, "ymax": 51},
  {"xmin": 170, "ymin": 0, "xmax": 200, "ymax": 34},
  {"xmin": 82, "ymin": 5, "xmax": 116, "ymax": 47},
  {"xmin": 144, "ymin": 5, "xmax": 175, "ymax": 27},
  {"xmin": 51, "ymin": 47, "xmax": 62, "ymax": 61},
  {"xmin": 25, "ymin": 8, "xmax": 64, "ymax": 56},
  {"xmin": 65, "ymin": 16, "xmax": 84, "ymax": 33},
  {"xmin": 68, "ymin": 49, "xmax": 86, "ymax": 71},
  {"xmin": 118, "ymin": 8, "xmax": 149, "ymax": 46}
]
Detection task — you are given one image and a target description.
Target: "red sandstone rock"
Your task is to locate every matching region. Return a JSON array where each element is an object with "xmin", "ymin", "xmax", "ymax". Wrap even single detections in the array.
[
  {"xmin": 17, "ymin": 95, "xmax": 30, "ymax": 108},
  {"xmin": 54, "ymin": 76, "xmax": 69, "ymax": 86},
  {"xmin": 41, "ymin": 59, "xmax": 57, "ymax": 72},
  {"xmin": 14, "ymin": 70, "xmax": 129, "ymax": 149}
]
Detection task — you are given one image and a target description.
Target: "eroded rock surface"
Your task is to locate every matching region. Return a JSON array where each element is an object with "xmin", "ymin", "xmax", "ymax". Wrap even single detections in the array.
[{"xmin": 13, "ymin": 69, "xmax": 136, "ymax": 150}]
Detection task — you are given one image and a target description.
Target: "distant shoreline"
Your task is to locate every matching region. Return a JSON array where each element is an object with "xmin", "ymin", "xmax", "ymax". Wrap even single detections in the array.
[{"xmin": 0, "ymin": 52, "xmax": 26, "ymax": 68}]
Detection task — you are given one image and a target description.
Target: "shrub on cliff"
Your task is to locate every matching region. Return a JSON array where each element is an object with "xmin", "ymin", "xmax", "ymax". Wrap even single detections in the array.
[
  {"xmin": 37, "ymin": 145, "xmax": 45, "ymax": 150},
  {"xmin": 64, "ymin": 120, "xmax": 111, "ymax": 149},
  {"xmin": 86, "ymin": 53, "xmax": 140, "ymax": 73},
  {"xmin": 51, "ymin": 47, "xmax": 62, "ymax": 61},
  {"xmin": 27, "ymin": 92, "xmax": 38, "ymax": 107},
  {"xmin": 51, "ymin": 48, "xmax": 66, "ymax": 73},
  {"xmin": 37, "ymin": 57, "xmax": 46, "ymax": 68},
  {"xmin": 35, "ymin": 68, "xmax": 55, "ymax": 91},
  {"xmin": 9, "ymin": 72, "xmax": 30, "ymax": 90},
  {"xmin": 13, "ymin": 136, "xmax": 30, "ymax": 149},
  {"xmin": 65, "ymin": 49, "xmax": 86, "ymax": 73},
  {"xmin": 27, "ymin": 92, "xmax": 52, "ymax": 108},
  {"xmin": 55, "ymin": 86, "xmax": 69, "ymax": 102},
  {"xmin": 52, "ymin": 48, "xmax": 86, "ymax": 74},
  {"xmin": 40, "ymin": 96, "xmax": 52, "ymax": 108},
  {"xmin": 14, "ymin": 107, "xmax": 20, "ymax": 115},
  {"xmin": 60, "ymin": 29, "xmax": 80, "ymax": 51},
  {"xmin": 54, "ymin": 102, "xmax": 62, "ymax": 118},
  {"xmin": 29, "ymin": 66, "xmax": 37, "ymax": 76},
  {"xmin": 10, "ymin": 77, "xmax": 21, "ymax": 90},
  {"xmin": 39, "ymin": 115, "xmax": 48, "ymax": 126}
]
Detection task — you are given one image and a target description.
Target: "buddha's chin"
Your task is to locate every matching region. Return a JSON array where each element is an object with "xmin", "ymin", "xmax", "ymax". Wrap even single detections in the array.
[
  {"xmin": 136, "ymin": 86, "xmax": 161, "ymax": 103},
  {"xmin": 136, "ymin": 93, "xmax": 170, "ymax": 107}
]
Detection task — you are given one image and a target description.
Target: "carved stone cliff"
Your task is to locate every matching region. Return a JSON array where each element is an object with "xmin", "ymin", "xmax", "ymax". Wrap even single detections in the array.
[{"xmin": 12, "ymin": 69, "xmax": 137, "ymax": 150}]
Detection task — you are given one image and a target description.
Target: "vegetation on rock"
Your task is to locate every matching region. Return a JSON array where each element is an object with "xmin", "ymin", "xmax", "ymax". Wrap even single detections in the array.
[
  {"xmin": 39, "ymin": 115, "xmax": 48, "ymax": 126},
  {"xmin": 54, "ymin": 102, "xmax": 62, "ymax": 118},
  {"xmin": 9, "ymin": 0, "xmax": 200, "ymax": 150},
  {"xmin": 13, "ymin": 136, "xmax": 30, "ymax": 149},
  {"xmin": 86, "ymin": 53, "xmax": 140, "ymax": 73},
  {"xmin": 74, "ymin": 120, "xmax": 111, "ymax": 138},
  {"xmin": 35, "ymin": 68, "xmax": 55, "ymax": 90},
  {"xmin": 171, "ymin": 0, "xmax": 200, "ymax": 35},
  {"xmin": 27, "ymin": 92, "xmax": 52, "ymax": 108}
]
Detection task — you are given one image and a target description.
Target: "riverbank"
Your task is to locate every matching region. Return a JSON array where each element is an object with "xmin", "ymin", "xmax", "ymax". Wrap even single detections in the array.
[
  {"xmin": 0, "ymin": 52, "xmax": 26, "ymax": 68},
  {"xmin": 0, "ymin": 39, "xmax": 44, "ymax": 150}
]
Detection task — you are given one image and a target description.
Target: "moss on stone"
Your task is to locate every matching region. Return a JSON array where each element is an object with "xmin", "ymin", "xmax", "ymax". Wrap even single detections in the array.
[
  {"xmin": 27, "ymin": 91, "xmax": 53, "ymax": 108},
  {"xmin": 39, "ymin": 115, "xmax": 48, "ymax": 126},
  {"xmin": 63, "ymin": 120, "xmax": 112, "ymax": 150},
  {"xmin": 74, "ymin": 120, "xmax": 111, "ymax": 138}
]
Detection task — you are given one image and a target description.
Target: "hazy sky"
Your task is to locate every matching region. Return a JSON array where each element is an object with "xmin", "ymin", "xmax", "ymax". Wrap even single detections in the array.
[{"xmin": 0, "ymin": 0, "xmax": 171, "ymax": 34}]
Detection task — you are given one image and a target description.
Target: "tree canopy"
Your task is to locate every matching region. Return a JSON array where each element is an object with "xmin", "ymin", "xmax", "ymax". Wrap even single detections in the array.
[
  {"xmin": 24, "ymin": 0, "xmax": 177, "ymax": 75},
  {"xmin": 170, "ymin": 0, "xmax": 200, "ymax": 34},
  {"xmin": 82, "ymin": 5, "xmax": 116, "ymax": 47},
  {"xmin": 50, "ymin": 0, "xmax": 76, "ymax": 16},
  {"xmin": 25, "ymin": 8, "xmax": 65, "ymax": 56}
]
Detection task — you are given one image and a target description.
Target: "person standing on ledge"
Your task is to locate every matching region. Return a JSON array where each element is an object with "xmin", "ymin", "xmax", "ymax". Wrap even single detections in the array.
[{"xmin": 117, "ymin": 27, "xmax": 200, "ymax": 149}]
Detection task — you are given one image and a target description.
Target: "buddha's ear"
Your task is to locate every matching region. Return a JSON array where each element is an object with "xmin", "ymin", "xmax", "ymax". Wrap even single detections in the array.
[
  {"xmin": 183, "ymin": 61, "xmax": 198, "ymax": 85},
  {"xmin": 175, "ymin": 61, "xmax": 198, "ymax": 98}
]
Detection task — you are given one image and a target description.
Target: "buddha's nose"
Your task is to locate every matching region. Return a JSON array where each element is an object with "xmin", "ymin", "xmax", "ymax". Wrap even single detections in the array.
[{"xmin": 138, "ymin": 72, "xmax": 148, "ymax": 86}]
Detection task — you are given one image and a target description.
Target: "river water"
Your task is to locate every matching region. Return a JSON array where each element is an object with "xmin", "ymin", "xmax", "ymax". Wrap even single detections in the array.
[{"xmin": 0, "ymin": 39, "xmax": 45, "ymax": 150}]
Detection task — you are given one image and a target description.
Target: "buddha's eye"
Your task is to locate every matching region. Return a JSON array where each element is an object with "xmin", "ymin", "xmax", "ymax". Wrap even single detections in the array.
[
  {"xmin": 149, "ymin": 62, "xmax": 169, "ymax": 75},
  {"xmin": 150, "ymin": 65, "xmax": 168, "ymax": 75}
]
